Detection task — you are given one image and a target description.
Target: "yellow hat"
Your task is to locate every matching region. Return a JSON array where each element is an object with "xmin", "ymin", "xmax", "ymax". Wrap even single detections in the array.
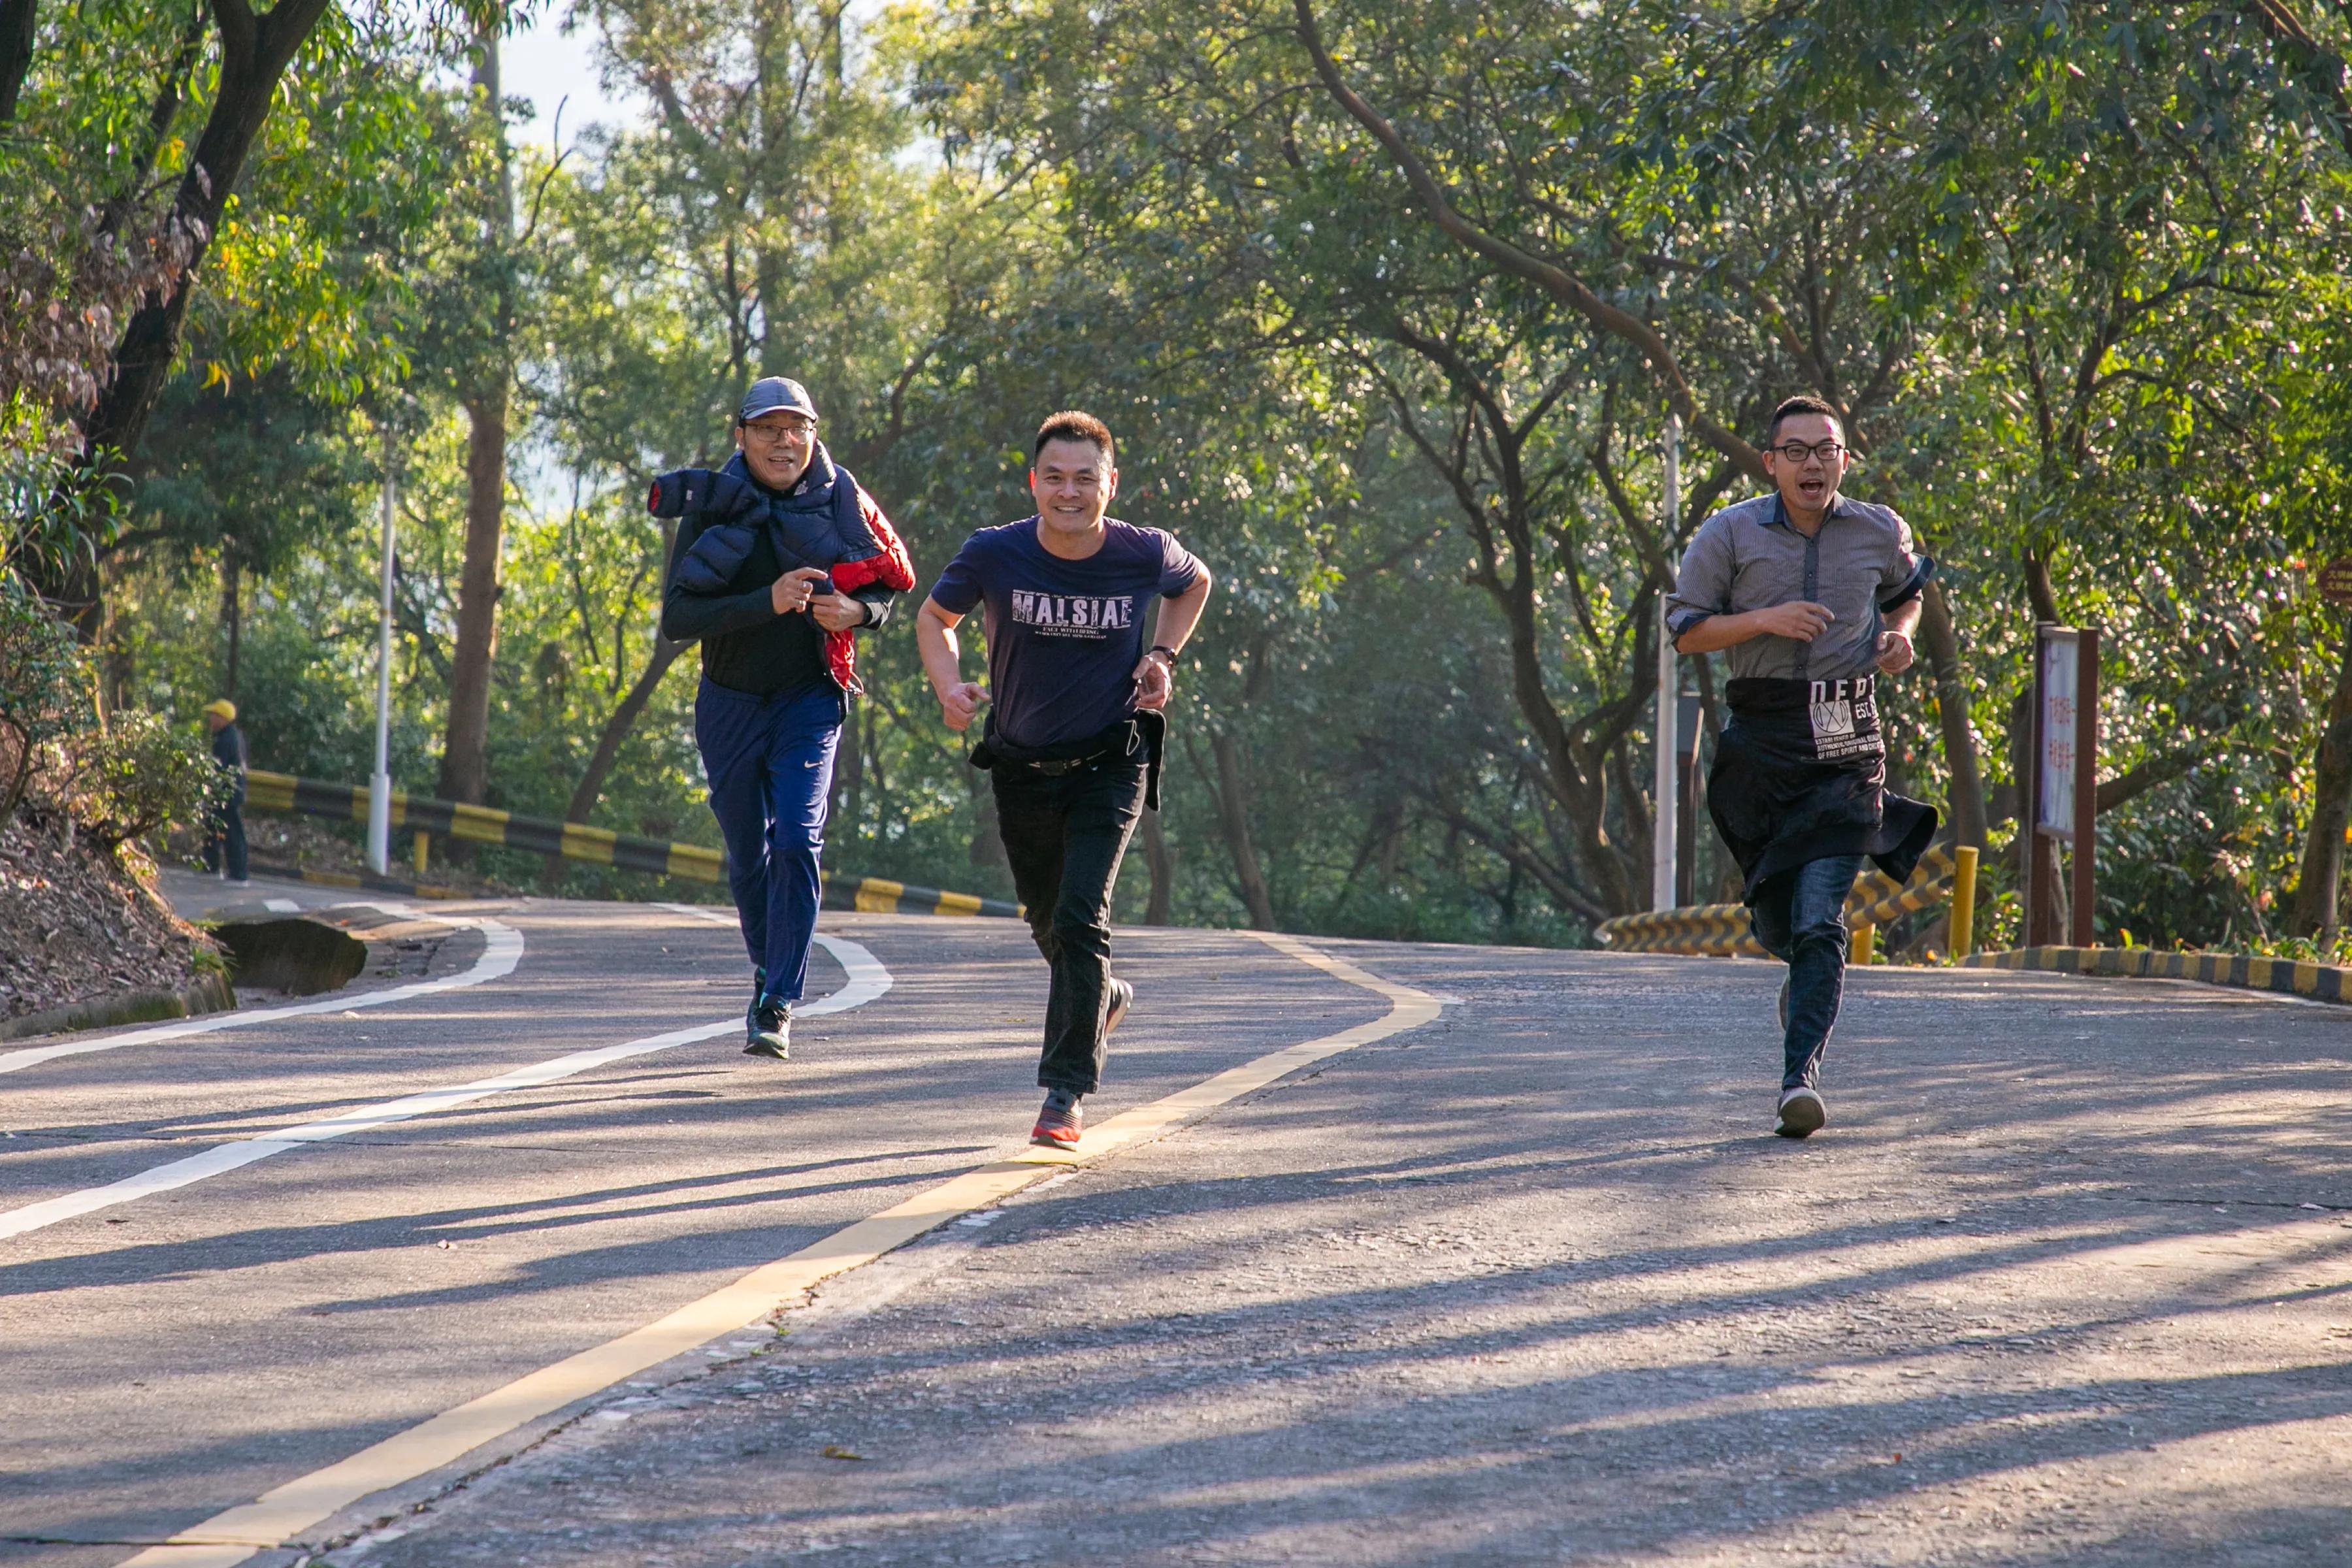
[{"xmin": 203, "ymin": 699, "xmax": 237, "ymax": 722}]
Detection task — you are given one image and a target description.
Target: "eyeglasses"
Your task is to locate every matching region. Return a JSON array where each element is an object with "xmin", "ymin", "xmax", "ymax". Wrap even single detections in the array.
[
  {"xmin": 742, "ymin": 419, "xmax": 814, "ymax": 442},
  {"xmin": 1771, "ymin": 440, "xmax": 1846, "ymax": 466}
]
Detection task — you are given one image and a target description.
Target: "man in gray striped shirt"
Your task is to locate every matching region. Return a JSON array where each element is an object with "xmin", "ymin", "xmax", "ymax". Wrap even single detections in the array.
[{"xmin": 1667, "ymin": 395, "xmax": 1938, "ymax": 1139}]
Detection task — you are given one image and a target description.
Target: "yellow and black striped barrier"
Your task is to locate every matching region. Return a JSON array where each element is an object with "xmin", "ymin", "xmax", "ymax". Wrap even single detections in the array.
[
  {"xmin": 1591, "ymin": 903, "xmax": 1763, "ymax": 956},
  {"xmin": 1595, "ymin": 843, "xmax": 1961, "ymax": 958},
  {"xmin": 1848, "ymin": 843, "xmax": 1957, "ymax": 930},
  {"xmin": 1962, "ymin": 945, "xmax": 2348, "ymax": 1005},
  {"xmin": 242, "ymin": 770, "xmax": 1022, "ymax": 919}
]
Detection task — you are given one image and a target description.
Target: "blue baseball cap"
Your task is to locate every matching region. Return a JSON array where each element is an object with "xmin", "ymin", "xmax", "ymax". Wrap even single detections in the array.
[{"xmin": 738, "ymin": 376, "xmax": 819, "ymax": 423}]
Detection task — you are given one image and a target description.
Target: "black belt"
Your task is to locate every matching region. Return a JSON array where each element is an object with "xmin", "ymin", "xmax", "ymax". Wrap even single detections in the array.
[{"xmin": 1019, "ymin": 749, "xmax": 1112, "ymax": 776}]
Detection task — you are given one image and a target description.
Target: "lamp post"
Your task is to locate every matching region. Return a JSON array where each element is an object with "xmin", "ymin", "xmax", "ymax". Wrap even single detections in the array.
[
  {"xmin": 367, "ymin": 432, "xmax": 395, "ymax": 874},
  {"xmin": 1652, "ymin": 412, "xmax": 1682, "ymax": 911}
]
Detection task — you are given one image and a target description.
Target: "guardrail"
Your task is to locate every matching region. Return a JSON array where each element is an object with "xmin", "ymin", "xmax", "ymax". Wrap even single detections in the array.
[
  {"xmin": 241, "ymin": 769, "xmax": 1022, "ymax": 919},
  {"xmin": 1595, "ymin": 844, "xmax": 1961, "ymax": 958}
]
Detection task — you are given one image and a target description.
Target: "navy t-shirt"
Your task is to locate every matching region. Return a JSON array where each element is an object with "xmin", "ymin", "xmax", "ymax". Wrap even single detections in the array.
[{"xmin": 929, "ymin": 516, "xmax": 1204, "ymax": 750}]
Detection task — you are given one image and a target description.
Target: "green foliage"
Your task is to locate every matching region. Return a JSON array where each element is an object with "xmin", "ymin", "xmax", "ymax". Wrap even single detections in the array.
[
  {"xmin": 63, "ymin": 710, "xmax": 225, "ymax": 852},
  {"xmin": 59, "ymin": 0, "xmax": 2352, "ymax": 949},
  {"xmin": 0, "ymin": 438, "xmax": 122, "ymax": 589},
  {"xmin": 0, "ymin": 579, "xmax": 88, "ymax": 825}
]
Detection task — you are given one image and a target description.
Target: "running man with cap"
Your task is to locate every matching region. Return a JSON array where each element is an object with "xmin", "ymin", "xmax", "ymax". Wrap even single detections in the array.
[
  {"xmin": 652, "ymin": 377, "xmax": 915, "ymax": 1058},
  {"xmin": 1666, "ymin": 394, "xmax": 1938, "ymax": 1139},
  {"xmin": 917, "ymin": 411, "xmax": 1213, "ymax": 1149},
  {"xmin": 201, "ymin": 699, "xmax": 249, "ymax": 886}
]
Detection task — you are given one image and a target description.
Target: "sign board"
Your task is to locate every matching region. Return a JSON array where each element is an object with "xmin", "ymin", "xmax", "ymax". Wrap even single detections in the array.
[
  {"xmin": 2319, "ymin": 556, "xmax": 2352, "ymax": 606},
  {"xmin": 2027, "ymin": 623, "xmax": 2099, "ymax": 949},
  {"xmin": 2036, "ymin": 631, "xmax": 2080, "ymax": 838}
]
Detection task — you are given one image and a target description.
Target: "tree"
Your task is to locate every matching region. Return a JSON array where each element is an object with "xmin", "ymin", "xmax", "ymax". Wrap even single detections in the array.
[{"xmin": 435, "ymin": 19, "xmax": 521, "ymax": 815}]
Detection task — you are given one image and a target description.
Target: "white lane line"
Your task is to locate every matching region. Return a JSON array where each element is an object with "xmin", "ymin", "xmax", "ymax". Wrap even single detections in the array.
[
  {"xmin": 0, "ymin": 934, "xmax": 889, "ymax": 1244},
  {"xmin": 0, "ymin": 904, "xmax": 525, "ymax": 1077},
  {"xmin": 111, "ymin": 933, "xmax": 1439, "ymax": 1568},
  {"xmin": 262, "ymin": 899, "xmax": 301, "ymax": 913}
]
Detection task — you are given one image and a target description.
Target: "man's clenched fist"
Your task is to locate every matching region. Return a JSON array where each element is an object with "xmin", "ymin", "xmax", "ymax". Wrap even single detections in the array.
[{"xmin": 937, "ymin": 681, "xmax": 987, "ymax": 732}]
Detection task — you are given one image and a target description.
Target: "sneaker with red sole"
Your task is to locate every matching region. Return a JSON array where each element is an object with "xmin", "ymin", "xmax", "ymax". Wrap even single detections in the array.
[{"xmin": 1030, "ymin": 1088, "xmax": 1083, "ymax": 1149}]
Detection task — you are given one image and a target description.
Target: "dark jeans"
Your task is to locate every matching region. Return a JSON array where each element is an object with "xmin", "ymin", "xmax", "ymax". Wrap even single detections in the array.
[
  {"xmin": 204, "ymin": 790, "xmax": 248, "ymax": 881},
  {"xmin": 992, "ymin": 754, "xmax": 1148, "ymax": 1095},
  {"xmin": 1748, "ymin": 853, "xmax": 1864, "ymax": 1090},
  {"xmin": 695, "ymin": 678, "xmax": 843, "ymax": 1004}
]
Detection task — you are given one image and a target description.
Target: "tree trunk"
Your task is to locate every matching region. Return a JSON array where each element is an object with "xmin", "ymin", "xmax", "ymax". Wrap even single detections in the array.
[
  {"xmin": 0, "ymin": 0, "xmax": 35, "ymax": 124},
  {"xmin": 1497, "ymin": 546, "xmax": 1639, "ymax": 917},
  {"xmin": 437, "ymin": 387, "xmax": 507, "ymax": 809},
  {"xmin": 219, "ymin": 552, "xmax": 242, "ymax": 698},
  {"xmin": 1207, "ymin": 730, "xmax": 1277, "ymax": 929},
  {"xmin": 1918, "ymin": 579, "xmax": 1987, "ymax": 849},
  {"xmin": 436, "ymin": 24, "xmax": 514, "ymax": 823},
  {"xmin": 54, "ymin": 0, "xmax": 335, "ymax": 638},
  {"xmin": 2291, "ymin": 618, "xmax": 2352, "ymax": 936},
  {"xmin": 539, "ymin": 633, "xmax": 685, "ymax": 891},
  {"xmin": 1141, "ymin": 804, "xmax": 1173, "ymax": 925},
  {"xmin": 99, "ymin": 606, "xmax": 131, "ymax": 721}
]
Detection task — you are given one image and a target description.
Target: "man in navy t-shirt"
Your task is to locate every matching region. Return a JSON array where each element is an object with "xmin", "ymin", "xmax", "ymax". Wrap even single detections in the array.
[{"xmin": 919, "ymin": 410, "xmax": 1213, "ymax": 1150}]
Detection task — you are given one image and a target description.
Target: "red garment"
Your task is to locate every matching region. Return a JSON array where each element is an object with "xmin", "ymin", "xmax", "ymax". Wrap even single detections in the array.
[{"xmin": 825, "ymin": 486, "xmax": 917, "ymax": 693}]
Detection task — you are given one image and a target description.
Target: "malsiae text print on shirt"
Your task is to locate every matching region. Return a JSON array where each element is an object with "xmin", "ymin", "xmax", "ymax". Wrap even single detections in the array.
[{"xmin": 1009, "ymin": 591, "xmax": 1135, "ymax": 637}]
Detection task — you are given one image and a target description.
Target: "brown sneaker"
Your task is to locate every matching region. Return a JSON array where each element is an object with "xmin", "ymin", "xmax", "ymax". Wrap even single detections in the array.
[{"xmin": 1030, "ymin": 1089, "xmax": 1083, "ymax": 1149}]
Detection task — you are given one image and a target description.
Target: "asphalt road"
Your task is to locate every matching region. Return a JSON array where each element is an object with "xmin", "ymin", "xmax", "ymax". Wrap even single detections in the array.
[{"xmin": 5, "ymin": 876, "xmax": 2350, "ymax": 1567}]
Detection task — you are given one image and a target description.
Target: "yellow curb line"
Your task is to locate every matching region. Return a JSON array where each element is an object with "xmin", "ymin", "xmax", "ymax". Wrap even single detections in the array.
[{"xmin": 117, "ymin": 932, "xmax": 1442, "ymax": 1567}]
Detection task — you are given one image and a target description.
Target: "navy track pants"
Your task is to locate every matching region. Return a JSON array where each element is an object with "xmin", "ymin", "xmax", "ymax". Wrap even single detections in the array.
[{"xmin": 694, "ymin": 678, "xmax": 842, "ymax": 1004}]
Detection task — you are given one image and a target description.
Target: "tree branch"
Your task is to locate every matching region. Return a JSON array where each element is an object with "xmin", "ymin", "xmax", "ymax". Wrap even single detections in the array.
[{"xmin": 1292, "ymin": 0, "xmax": 1768, "ymax": 482}]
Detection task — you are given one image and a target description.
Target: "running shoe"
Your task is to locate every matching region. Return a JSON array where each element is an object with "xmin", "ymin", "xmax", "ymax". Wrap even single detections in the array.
[
  {"xmin": 745, "ymin": 995, "xmax": 791, "ymax": 1059},
  {"xmin": 1031, "ymin": 1087, "xmax": 1083, "ymax": 1149},
  {"xmin": 745, "ymin": 968, "xmax": 766, "ymax": 1037},
  {"xmin": 1774, "ymin": 1085, "xmax": 1826, "ymax": 1139},
  {"xmin": 1104, "ymin": 977, "xmax": 1134, "ymax": 1036}
]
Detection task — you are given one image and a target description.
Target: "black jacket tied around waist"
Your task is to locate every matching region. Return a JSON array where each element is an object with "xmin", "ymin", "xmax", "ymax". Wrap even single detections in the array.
[{"xmin": 1708, "ymin": 674, "xmax": 1937, "ymax": 903}]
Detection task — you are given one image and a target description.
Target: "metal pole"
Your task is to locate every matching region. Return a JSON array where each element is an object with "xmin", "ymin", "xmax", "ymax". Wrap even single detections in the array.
[
  {"xmin": 368, "ymin": 433, "xmax": 396, "ymax": 874},
  {"xmin": 1652, "ymin": 413, "xmax": 1682, "ymax": 911},
  {"xmin": 2025, "ymin": 623, "xmax": 2050, "ymax": 947}
]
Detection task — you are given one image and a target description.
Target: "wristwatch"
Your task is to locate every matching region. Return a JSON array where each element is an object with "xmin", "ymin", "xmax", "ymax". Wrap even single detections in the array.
[{"xmin": 1148, "ymin": 644, "xmax": 1179, "ymax": 666}]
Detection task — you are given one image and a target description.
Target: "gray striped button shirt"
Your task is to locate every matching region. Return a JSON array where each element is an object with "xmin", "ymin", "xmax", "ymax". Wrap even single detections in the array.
[{"xmin": 1664, "ymin": 493, "xmax": 1933, "ymax": 682}]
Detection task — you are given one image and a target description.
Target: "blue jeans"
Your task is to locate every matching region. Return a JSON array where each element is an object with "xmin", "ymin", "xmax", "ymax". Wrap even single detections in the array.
[
  {"xmin": 1748, "ymin": 853, "xmax": 1864, "ymax": 1090},
  {"xmin": 694, "ymin": 679, "xmax": 843, "ymax": 1004}
]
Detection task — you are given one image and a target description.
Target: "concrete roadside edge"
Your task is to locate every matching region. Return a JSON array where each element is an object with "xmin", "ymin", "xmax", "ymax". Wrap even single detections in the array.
[
  {"xmin": 1965, "ymin": 945, "xmax": 2348, "ymax": 1007},
  {"xmin": 0, "ymin": 973, "xmax": 235, "ymax": 1043}
]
